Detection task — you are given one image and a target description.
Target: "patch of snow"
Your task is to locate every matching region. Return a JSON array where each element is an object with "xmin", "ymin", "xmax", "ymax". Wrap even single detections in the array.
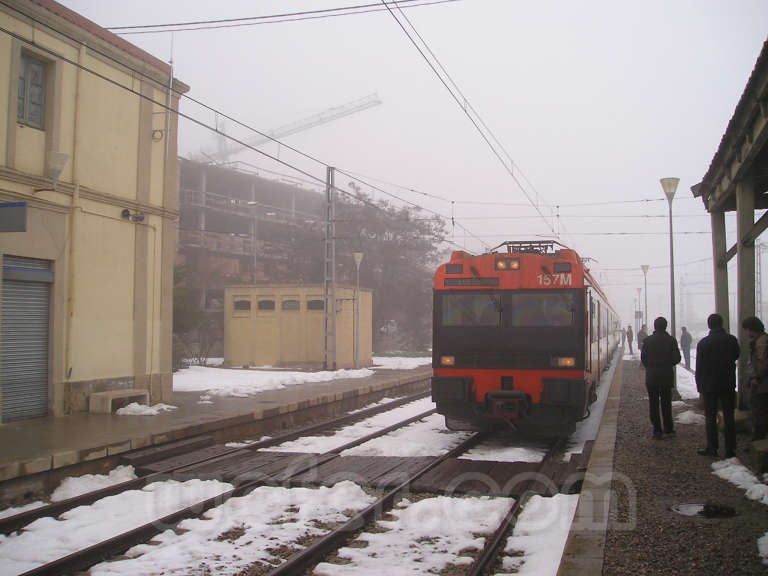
[
  {"xmin": 372, "ymin": 356, "xmax": 431, "ymax": 370},
  {"xmin": 116, "ymin": 403, "xmax": 177, "ymax": 416},
  {"xmin": 674, "ymin": 410, "xmax": 705, "ymax": 425},
  {"xmin": 498, "ymin": 494, "xmax": 579, "ymax": 575},
  {"xmin": 0, "ymin": 501, "xmax": 47, "ymax": 520},
  {"xmin": 51, "ymin": 465, "xmax": 138, "ymax": 502},
  {"xmin": 89, "ymin": 482, "xmax": 374, "ymax": 576},
  {"xmin": 314, "ymin": 495, "xmax": 513, "ymax": 575},
  {"xmin": 675, "ymin": 366, "xmax": 699, "ymax": 399},
  {"xmin": 461, "ymin": 439, "xmax": 548, "ymax": 463},
  {"xmin": 173, "ymin": 365, "xmax": 373, "ymax": 397},
  {"xmin": 0, "ymin": 479, "xmax": 232, "ymax": 575}
]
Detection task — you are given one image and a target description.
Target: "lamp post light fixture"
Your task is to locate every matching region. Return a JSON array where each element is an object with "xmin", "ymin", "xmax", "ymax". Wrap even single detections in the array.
[
  {"xmin": 353, "ymin": 252, "xmax": 364, "ymax": 369},
  {"xmin": 641, "ymin": 265, "xmax": 649, "ymax": 328},
  {"xmin": 660, "ymin": 177, "xmax": 680, "ymax": 341}
]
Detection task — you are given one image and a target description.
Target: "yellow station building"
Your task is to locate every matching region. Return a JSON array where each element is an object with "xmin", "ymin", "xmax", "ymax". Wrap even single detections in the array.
[
  {"xmin": 0, "ymin": 0, "xmax": 187, "ymax": 420},
  {"xmin": 224, "ymin": 285, "xmax": 373, "ymax": 370}
]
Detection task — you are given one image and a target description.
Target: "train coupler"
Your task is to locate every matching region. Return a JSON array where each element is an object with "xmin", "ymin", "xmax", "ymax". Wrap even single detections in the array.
[{"xmin": 485, "ymin": 390, "xmax": 530, "ymax": 419}]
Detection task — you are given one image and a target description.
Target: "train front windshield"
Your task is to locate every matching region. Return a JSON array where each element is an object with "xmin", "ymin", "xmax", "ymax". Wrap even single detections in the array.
[
  {"xmin": 435, "ymin": 290, "xmax": 584, "ymax": 368},
  {"xmin": 441, "ymin": 292, "xmax": 575, "ymax": 328}
]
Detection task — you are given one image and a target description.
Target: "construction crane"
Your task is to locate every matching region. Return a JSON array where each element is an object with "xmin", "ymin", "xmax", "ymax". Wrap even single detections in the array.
[{"xmin": 201, "ymin": 93, "xmax": 382, "ymax": 164}]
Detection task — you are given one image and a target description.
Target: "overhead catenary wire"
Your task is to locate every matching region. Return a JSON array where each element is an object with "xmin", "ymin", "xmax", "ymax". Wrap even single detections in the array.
[
  {"xmin": 0, "ymin": 11, "xmax": 469, "ymax": 245},
  {"xmin": 109, "ymin": 1, "xmax": 461, "ymax": 34},
  {"xmin": 380, "ymin": 0, "xmax": 561, "ymax": 240}
]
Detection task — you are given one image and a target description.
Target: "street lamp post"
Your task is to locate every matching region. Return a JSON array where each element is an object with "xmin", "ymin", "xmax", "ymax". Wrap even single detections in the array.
[
  {"xmin": 660, "ymin": 177, "xmax": 680, "ymax": 341},
  {"xmin": 641, "ymin": 265, "xmax": 649, "ymax": 328},
  {"xmin": 635, "ymin": 287, "xmax": 642, "ymax": 334},
  {"xmin": 353, "ymin": 252, "xmax": 364, "ymax": 369}
]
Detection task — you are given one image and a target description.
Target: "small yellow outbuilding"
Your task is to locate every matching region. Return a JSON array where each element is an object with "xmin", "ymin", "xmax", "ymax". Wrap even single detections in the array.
[{"xmin": 224, "ymin": 284, "xmax": 372, "ymax": 369}]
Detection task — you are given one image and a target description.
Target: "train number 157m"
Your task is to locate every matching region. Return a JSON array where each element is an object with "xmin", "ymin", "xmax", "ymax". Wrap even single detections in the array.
[{"xmin": 537, "ymin": 273, "xmax": 573, "ymax": 286}]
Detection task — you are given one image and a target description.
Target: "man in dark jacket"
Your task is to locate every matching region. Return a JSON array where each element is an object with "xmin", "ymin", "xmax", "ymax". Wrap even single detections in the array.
[
  {"xmin": 641, "ymin": 317, "xmax": 681, "ymax": 438},
  {"xmin": 626, "ymin": 325, "xmax": 634, "ymax": 355},
  {"xmin": 695, "ymin": 313, "xmax": 740, "ymax": 457}
]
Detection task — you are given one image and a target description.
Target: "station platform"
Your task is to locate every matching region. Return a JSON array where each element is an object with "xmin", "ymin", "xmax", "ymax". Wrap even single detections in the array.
[
  {"xmin": 0, "ymin": 367, "xmax": 431, "ymax": 501},
  {"xmin": 559, "ymin": 353, "xmax": 768, "ymax": 575}
]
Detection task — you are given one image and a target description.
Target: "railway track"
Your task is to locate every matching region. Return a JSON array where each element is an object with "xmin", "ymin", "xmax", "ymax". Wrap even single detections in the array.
[
  {"xmin": 12, "ymin": 395, "xmax": 446, "ymax": 575},
  {"xmin": 5, "ymin": 392, "xmax": 591, "ymax": 576},
  {"xmin": 0, "ymin": 390, "xmax": 431, "ymax": 536}
]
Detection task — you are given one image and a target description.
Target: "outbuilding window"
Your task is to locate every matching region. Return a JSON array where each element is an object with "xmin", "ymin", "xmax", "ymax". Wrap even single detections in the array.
[
  {"xmin": 307, "ymin": 299, "xmax": 324, "ymax": 310},
  {"xmin": 282, "ymin": 299, "xmax": 300, "ymax": 311},
  {"xmin": 233, "ymin": 299, "xmax": 251, "ymax": 311},
  {"xmin": 18, "ymin": 53, "xmax": 46, "ymax": 129},
  {"xmin": 257, "ymin": 299, "xmax": 275, "ymax": 311}
]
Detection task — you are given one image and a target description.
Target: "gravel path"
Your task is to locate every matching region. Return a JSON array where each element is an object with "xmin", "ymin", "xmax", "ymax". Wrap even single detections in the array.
[{"xmin": 602, "ymin": 359, "xmax": 768, "ymax": 575}]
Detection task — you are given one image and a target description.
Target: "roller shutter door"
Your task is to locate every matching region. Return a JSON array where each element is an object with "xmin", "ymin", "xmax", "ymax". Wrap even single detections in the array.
[{"xmin": 1, "ymin": 256, "xmax": 51, "ymax": 421}]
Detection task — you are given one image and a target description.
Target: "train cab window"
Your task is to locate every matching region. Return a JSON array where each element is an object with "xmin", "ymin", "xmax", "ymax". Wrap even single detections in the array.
[
  {"xmin": 441, "ymin": 293, "xmax": 502, "ymax": 327},
  {"xmin": 508, "ymin": 292, "xmax": 574, "ymax": 327}
]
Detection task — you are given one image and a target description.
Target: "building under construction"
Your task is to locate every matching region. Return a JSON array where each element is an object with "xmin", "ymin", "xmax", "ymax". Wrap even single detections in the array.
[{"xmin": 177, "ymin": 158, "xmax": 326, "ymax": 312}]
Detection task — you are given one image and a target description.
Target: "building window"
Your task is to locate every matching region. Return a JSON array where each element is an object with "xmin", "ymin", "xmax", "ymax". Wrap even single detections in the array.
[
  {"xmin": 18, "ymin": 53, "xmax": 46, "ymax": 129},
  {"xmin": 307, "ymin": 299, "xmax": 324, "ymax": 311},
  {"xmin": 282, "ymin": 299, "xmax": 300, "ymax": 311},
  {"xmin": 233, "ymin": 299, "xmax": 251, "ymax": 311},
  {"xmin": 257, "ymin": 299, "xmax": 275, "ymax": 311}
]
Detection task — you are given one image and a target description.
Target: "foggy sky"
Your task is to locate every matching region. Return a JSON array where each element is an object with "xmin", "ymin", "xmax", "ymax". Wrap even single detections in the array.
[{"xmin": 57, "ymin": 0, "xmax": 768, "ymax": 334}]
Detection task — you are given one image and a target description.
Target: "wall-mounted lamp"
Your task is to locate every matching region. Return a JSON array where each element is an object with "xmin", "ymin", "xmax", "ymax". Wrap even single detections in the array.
[
  {"xmin": 151, "ymin": 129, "xmax": 164, "ymax": 141},
  {"xmin": 121, "ymin": 208, "xmax": 145, "ymax": 223}
]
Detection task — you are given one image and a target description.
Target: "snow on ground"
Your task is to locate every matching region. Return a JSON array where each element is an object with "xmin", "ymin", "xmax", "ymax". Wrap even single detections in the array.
[
  {"xmin": 675, "ymin": 365, "xmax": 699, "ymax": 399},
  {"xmin": 173, "ymin": 365, "xmax": 374, "ymax": 396},
  {"xmin": 674, "ymin": 410, "xmax": 705, "ymax": 425},
  {"xmin": 314, "ymin": 495, "xmax": 514, "ymax": 575},
  {"xmin": 371, "ymin": 356, "xmax": 431, "ymax": 370},
  {"xmin": 711, "ymin": 458, "xmax": 768, "ymax": 565},
  {"xmin": 0, "ymin": 465, "xmax": 138, "ymax": 520},
  {"xmin": 497, "ymin": 493, "xmax": 579, "ymax": 576},
  {"xmin": 260, "ymin": 398, "xmax": 470, "ymax": 457},
  {"xmin": 116, "ymin": 403, "xmax": 178, "ymax": 416},
  {"xmin": 0, "ymin": 501, "xmax": 46, "ymax": 521},
  {"xmin": 51, "ymin": 465, "xmax": 137, "ymax": 501},
  {"xmin": 342, "ymin": 413, "xmax": 472, "ymax": 457},
  {"xmin": 461, "ymin": 438, "xmax": 548, "ymax": 463},
  {"xmin": 0, "ymin": 479, "xmax": 232, "ymax": 576},
  {"xmin": 89, "ymin": 481, "xmax": 374, "ymax": 576}
]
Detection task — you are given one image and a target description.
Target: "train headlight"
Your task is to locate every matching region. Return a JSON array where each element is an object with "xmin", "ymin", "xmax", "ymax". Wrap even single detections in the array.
[
  {"xmin": 495, "ymin": 258, "xmax": 520, "ymax": 271},
  {"xmin": 552, "ymin": 357, "xmax": 576, "ymax": 368},
  {"xmin": 440, "ymin": 355, "xmax": 455, "ymax": 366}
]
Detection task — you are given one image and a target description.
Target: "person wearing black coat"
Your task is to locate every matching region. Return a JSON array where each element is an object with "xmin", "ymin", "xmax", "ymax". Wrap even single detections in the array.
[
  {"xmin": 641, "ymin": 316, "xmax": 681, "ymax": 438},
  {"xmin": 695, "ymin": 313, "xmax": 740, "ymax": 457}
]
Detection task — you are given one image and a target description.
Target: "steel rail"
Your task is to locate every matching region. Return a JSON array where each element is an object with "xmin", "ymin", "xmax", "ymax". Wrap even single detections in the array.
[
  {"xmin": 467, "ymin": 437, "xmax": 567, "ymax": 576},
  {"xmin": 18, "ymin": 405, "xmax": 441, "ymax": 575},
  {"xmin": 267, "ymin": 430, "xmax": 487, "ymax": 576},
  {"xmin": 0, "ymin": 390, "xmax": 430, "ymax": 535}
]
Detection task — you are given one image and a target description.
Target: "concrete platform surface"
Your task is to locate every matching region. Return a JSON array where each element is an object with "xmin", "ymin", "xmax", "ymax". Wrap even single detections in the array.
[
  {"xmin": 0, "ymin": 367, "xmax": 431, "ymax": 486},
  {"xmin": 559, "ymin": 353, "xmax": 768, "ymax": 576}
]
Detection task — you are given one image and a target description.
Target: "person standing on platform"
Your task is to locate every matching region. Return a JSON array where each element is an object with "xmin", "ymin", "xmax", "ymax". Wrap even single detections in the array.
[
  {"xmin": 680, "ymin": 326, "xmax": 693, "ymax": 370},
  {"xmin": 742, "ymin": 316, "xmax": 768, "ymax": 442},
  {"xmin": 626, "ymin": 325, "xmax": 634, "ymax": 355},
  {"xmin": 641, "ymin": 317, "xmax": 681, "ymax": 438},
  {"xmin": 695, "ymin": 314, "xmax": 740, "ymax": 457},
  {"xmin": 637, "ymin": 324, "xmax": 648, "ymax": 351}
]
